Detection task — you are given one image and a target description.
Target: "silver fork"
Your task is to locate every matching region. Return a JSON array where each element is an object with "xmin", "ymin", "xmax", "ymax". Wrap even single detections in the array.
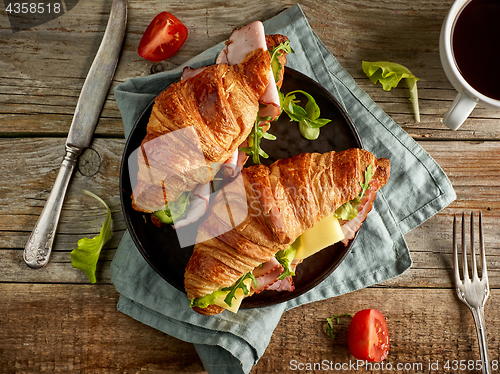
[{"xmin": 453, "ymin": 212, "xmax": 490, "ymax": 374}]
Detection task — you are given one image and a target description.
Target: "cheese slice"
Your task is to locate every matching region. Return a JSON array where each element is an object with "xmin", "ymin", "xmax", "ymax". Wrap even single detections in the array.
[
  {"xmin": 294, "ymin": 214, "xmax": 345, "ymax": 260},
  {"xmin": 213, "ymin": 278, "xmax": 252, "ymax": 313}
]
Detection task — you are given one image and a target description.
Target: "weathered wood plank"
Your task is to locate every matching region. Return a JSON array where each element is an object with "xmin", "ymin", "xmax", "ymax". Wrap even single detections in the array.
[
  {"xmin": 2, "ymin": 284, "xmax": 498, "ymax": 373},
  {"xmin": 0, "ymin": 284, "xmax": 205, "ymax": 373}
]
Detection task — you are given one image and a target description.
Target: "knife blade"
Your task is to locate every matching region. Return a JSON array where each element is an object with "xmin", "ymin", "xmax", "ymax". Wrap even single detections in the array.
[{"xmin": 23, "ymin": 0, "xmax": 127, "ymax": 269}]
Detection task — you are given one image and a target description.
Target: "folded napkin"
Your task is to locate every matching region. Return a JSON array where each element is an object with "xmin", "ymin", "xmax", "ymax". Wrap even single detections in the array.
[{"xmin": 111, "ymin": 4, "xmax": 455, "ymax": 373}]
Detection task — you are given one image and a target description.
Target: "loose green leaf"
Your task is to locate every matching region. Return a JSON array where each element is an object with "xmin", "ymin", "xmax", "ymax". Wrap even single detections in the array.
[
  {"xmin": 275, "ymin": 239, "xmax": 300, "ymax": 280},
  {"xmin": 325, "ymin": 313, "xmax": 355, "ymax": 340},
  {"xmin": 283, "ymin": 90, "xmax": 331, "ymax": 140},
  {"xmin": 70, "ymin": 190, "xmax": 113, "ymax": 284},
  {"xmin": 362, "ymin": 61, "xmax": 420, "ymax": 122},
  {"xmin": 153, "ymin": 191, "xmax": 191, "ymax": 224}
]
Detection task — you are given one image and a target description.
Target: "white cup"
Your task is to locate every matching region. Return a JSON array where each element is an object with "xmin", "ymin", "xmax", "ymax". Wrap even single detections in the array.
[{"xmin": 439, "ymin": 0, "xmax": 500, "ymax": 130}]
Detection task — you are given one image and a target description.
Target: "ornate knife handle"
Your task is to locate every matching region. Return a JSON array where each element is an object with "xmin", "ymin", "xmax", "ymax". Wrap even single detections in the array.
[{"xmin": 23, "ymin": 145, "xmax": 81, "ymax": 268}]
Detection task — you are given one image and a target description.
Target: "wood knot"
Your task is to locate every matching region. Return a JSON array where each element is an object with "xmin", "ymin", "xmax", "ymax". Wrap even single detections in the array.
[{"xmin": 78, "ymin": 148, "xmax": 101, "ymax": 177}]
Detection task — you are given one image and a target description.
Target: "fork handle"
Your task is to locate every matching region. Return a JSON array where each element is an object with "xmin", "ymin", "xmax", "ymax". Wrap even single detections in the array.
[{"xmin": 471, "ymin": 306, "xmax": 490, "ymax": 374}]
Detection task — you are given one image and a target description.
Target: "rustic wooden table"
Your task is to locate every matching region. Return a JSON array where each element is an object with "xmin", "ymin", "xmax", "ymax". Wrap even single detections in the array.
[{"xmin": 2, "ymin": 0, "xmax": 499, "ymax": 373}]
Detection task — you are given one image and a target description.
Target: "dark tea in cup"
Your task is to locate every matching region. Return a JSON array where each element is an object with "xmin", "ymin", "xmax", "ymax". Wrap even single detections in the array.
[{"xmin": 452, "ymin": 0, "xmax": 500, "ymax": 100}]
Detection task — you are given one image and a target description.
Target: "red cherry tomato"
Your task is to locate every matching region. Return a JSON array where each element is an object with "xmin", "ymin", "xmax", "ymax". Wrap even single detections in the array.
[
  {"xmin": 138, "ymin": 12, "xmax": 188, "ymax": 62},
  {"xmin": 347, "ymin": 309, "xmax": 390, "ymax": 362}
]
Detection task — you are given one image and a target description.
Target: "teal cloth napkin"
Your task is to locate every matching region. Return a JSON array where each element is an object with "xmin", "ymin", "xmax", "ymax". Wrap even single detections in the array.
[{"xmin": 111, "ymin": 5, "xmax": 455, "ymax": 373}]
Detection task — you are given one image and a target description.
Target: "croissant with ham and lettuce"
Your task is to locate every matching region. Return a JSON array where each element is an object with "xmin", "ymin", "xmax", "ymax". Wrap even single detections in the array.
[
  {"xmin": 131, "ymin": 21, "xmax": 289, "ymax": 228},
  {"xmin": 185, "ymin": 148, "xmax": 390, "ymax": 315}
]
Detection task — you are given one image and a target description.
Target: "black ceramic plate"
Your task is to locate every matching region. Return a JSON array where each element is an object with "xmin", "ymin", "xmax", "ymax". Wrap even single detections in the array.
[{"xmin": 120, "ymin": 67, "xmax": 363, "ymax": 309}]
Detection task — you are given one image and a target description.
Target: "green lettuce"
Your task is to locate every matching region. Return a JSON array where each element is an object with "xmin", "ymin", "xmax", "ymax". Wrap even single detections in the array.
[
  {"xmin": 239, "ymin": 114, "xmax": 275, "ymax": 164},
  {"xmin": 275, "ymin": 239, "xmax": 300, "ymax": 280},
  {"xmin": 283, "ymin": 90, "xmax": 331, "ymax": 140},
  {"xmin": 362, "ymin": 61, "xmax": 420, "ymax": 123},
  {"xmin": 269, "ymin": 40, "xmax": 294, "ymax": 83},
  {"xmin": 190, "ymin": 272, "xmax": 258, "ymax": 309},
  {"xmin": 70, "ymin": 190, "xmax": 113, "ymax": 284},
  {"xmin": 334, "ymin": 164, "xmax": 373, "ymax": 221},
  {"xmin": 153, "ymin": 191, "xmax": 191, "ymax": 224},
  {"xmin": 325, "ymin": 313, "xmax": 354, "ymax": 339}
]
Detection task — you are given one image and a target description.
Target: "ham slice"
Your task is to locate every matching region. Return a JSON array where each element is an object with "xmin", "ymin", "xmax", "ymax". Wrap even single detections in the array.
[
  {"xmin": 181, "ymin": 66, "xmax": 206, "ymax": 80},
  {"xmin": 217, "ymin": 21, "xmax": 281, "ymax": 122},
  {"xmin": 265, "ymin": 259, "xmax": 301, "ymax": 292},
  {"xmin": 340, "ymin": 181, "xmax": 379, "ymax": 245},
  {"xmin": 252, "ymin": 257, "xmax": 301, "ymax": 293},
  {"xmin": 173, "ymin": 182, "xmax": 211, "ymax": 229}
]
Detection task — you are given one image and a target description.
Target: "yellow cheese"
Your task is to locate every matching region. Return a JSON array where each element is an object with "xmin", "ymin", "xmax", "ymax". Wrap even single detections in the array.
[
  {"xmin": 213, "ymin": 278, "xmax": 252, "ymax": 314},
  {"xmin": 294, "ymin": 214, "xmax": 345, "ymax": 260}
]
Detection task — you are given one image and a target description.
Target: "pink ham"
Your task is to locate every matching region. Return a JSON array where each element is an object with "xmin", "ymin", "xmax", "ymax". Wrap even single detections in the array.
[
  {"xmin": 266, "ymin": 259, "xmax": 301, "ymax": 292},
  {"xmin": 173, "ymin": 182, "xmax": 211, "ymax": 229},
  {"xmin": 252, "ymin": 257, "xmax": 301, "ymax": 293},
  {"xmin": 340, "ymin": 181, "xmax": 379, "ymax": 245},
  {"xmin": 217, "ymin": 21, "xmax": 281, "ymax": 121},
  {"xmin": 181, "ymin": 66, "xmax": 206, "ymax": 80},
  {"xmin": 253, "ymin": 266, "xmax": 283, "ymax": 293}
]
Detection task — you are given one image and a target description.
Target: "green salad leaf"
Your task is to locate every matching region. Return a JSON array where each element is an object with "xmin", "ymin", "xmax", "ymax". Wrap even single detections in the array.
[
  {"xmin": 239, "ymin": 114, "xmax": 275, "ymax": 164},
  {"xmin": 269, "ymin": 40, "xmax": 294, "ymax": 83},
  {"xmin": 283, "ymin": 90, "xmax": 331, "ymax": 140},
  {"xmin": 190, "ymin": 289, "xmax": 227, "ymax": 309},
  {"xmin": 275, "ymin": 239, "xmax": 300, "ymax": 280},
  {"xmin": 334, "ymin": 164, "xmax": 373, "ymax": 221},
  {"xmin": 222, "ymin": 272, "xmax": 258, "ymax": 307},
  {"xmin": 362, "ymin": 61, "xmax": 420, "ymax": 123},
  {"xmin": 190, "ymin": 272, "xmax": 258, "ymax": 309},
  {"xmin": 70, "ymin": 190, "xmax": 113, "ymax": 284},
  {"xmin": 239, "ymin": 41, "xmax": 332, "ymax": 162},
  {"xmin": 325, "ymin": 313, "xmax": 354, "ymax": 339},
  {"xmin": 153, "ymin": 191, "xmax": 191, "ymax": 224}
]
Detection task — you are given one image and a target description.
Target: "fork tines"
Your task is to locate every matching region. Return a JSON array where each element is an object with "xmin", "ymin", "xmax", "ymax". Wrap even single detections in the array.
[{"xmin": 453, "ymin": 211, "xmax": 488, "ymax": 283}]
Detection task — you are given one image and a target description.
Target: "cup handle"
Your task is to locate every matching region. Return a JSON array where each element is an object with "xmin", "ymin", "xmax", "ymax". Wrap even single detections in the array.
[{"xmin": 443, "ymin": 92, "xmax": 478, "ymax": 130}]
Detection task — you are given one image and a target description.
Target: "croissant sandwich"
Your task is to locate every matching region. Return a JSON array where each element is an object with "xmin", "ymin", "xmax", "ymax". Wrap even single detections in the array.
[
  {"xmin": 131, "ymin": 20, "xmax": 290, "ymax": 228},
  {"xmin": 185, "ymin": 148, "xmax": 390, "ymax": 315}
]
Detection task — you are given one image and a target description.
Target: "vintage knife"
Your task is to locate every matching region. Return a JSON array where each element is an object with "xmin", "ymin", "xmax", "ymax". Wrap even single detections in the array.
[{"xmin": 23, "ymin": 0, "xmax": 127, "ymax": 268}]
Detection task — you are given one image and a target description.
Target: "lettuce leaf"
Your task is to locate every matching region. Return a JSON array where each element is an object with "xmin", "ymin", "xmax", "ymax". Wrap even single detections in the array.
[
  {"xmin": 222, "ymin": 272, "xmax": 257, "ymax": 307},
  {"xmin": 334, "ymin": 201, "xmax": 359, "ymax": 221},
  {"xmin": 283, "ymin": 90, "xmax": 331, "ymax": 140},
  {"xmin": 153, "ymin": 191, "xmax": 191, "ymax": 224},
  {"xmin": 190, "ymin": 272, "xmax": 258, "ymax": 309},
  {"xmin": 275, "ymin": 239, "xmax": 300, "ymax": 280},
  {"xmin": 269, "ymin": 40, "xmax": 294, "ymax": 83},
  {"xmin": 334, "ymin": 164, "xmax": 373, "ymax": 221},
  {"xmin": 239, "ymin": 114, "xmax": 275, "ymax": 164},
  {"xmin": 70, "ymin": 190, "xmax": 113, "ymax": 284},
  {"xmin": 362, "ymin": 61, "xmax": 420, "ymax": 123},
  {"xmin": 190, "ymin": 289, "xmax": 227, "ymax": 309}
]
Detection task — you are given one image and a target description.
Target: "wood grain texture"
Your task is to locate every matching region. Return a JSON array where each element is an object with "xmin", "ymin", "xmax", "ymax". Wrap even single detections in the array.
[{"xmin": 2, "ymin": 0, "xmax": 500, "ymax": 372}]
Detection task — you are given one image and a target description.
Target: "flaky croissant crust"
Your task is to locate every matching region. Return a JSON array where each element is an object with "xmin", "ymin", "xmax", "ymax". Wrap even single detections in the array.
[
  {"xmin": 185, "ymin": 149, "xmax": 390, "ymax": 314},
  {"xmin": 131, "ymin": 48, "xmax": 272, "ymax": 213}
]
